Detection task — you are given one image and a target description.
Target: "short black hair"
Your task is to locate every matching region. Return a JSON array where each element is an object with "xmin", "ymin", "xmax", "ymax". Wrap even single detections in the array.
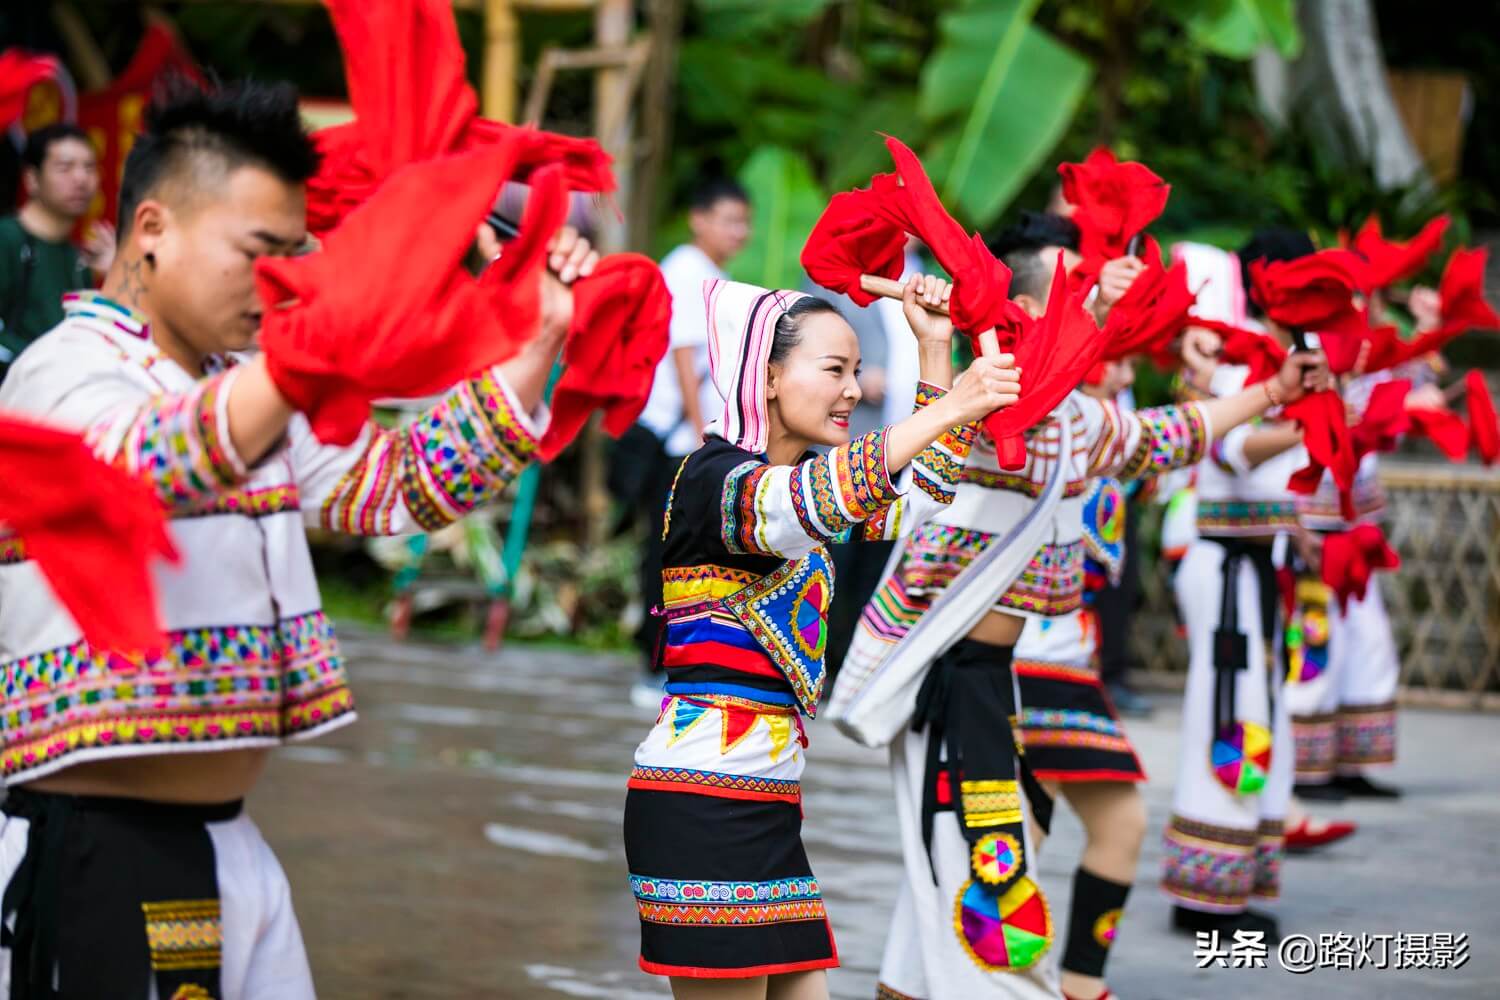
[
  {"xmin": 1238, "ymin": 227, "xmax": 1316, "ymax": 317},
  {"xmin": 21, "ymin": 123, "xmax": 93, "ymax": 172},
  {"xmin": 770, "ymin": 296, "xmax": 841, "ymax": 365},
  {"xmin": 985, "ymin": 210, "xmax": 1081, "ymax": 259},
  {"xmin": 986, "ymin": 211, "xmax": 1079, "ymax": 301},
  {"xmin": 117, "ymin": 75, "xmax": 320, "ymax": 235},
  {"xmin": 689, "ymin": 177, "xmax": 749, "ymax": 213}
]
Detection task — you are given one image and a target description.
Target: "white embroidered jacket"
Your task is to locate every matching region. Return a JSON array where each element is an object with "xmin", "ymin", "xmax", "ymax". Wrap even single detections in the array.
[{"xmin": 0, "ymin": 292, "xmax": 546, "ymax": 783}]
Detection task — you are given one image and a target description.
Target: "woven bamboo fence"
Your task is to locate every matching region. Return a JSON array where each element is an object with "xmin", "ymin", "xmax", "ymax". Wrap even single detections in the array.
[{"xmin": 1130, "ymin": 462, "xmax": 1500, "ymax": 706}]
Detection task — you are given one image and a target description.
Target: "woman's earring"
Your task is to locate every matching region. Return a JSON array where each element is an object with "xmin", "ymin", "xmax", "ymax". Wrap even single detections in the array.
[{"xmin": 144, "ymin": 252, "xmax": 156, "ymax": 268}]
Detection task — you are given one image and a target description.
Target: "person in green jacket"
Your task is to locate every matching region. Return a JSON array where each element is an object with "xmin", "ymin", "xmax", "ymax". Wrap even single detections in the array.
[{"xmin": 0, "ymin": 123, "xmax": 114, "ymax": 377}]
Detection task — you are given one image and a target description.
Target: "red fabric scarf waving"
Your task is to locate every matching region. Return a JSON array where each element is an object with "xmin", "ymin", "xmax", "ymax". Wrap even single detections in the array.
[
  {"xmin": 1405, "ymin": 406, "xmax": 1470, "ymax": 462},
  {"xmin": 260, "ymin": 143, "xmax": 548, "ymax": 444},
  {"xmin": 1350, "ymin": 379, "xmax": 1411, "ymax": 458},
  {"xmin": 539, "ymin": 254, "xmax": 672, "ymax": 460},
  {"xmin": 1058, "ymin": 148, "xmax": 1169, "ymax": 278},
  {"xmin": 1346, "ymin": 214, "xmax": 1449, "ymax": 292},
  {"xmin": 1284, "ymin": 390, "xmax": 1358, "ymax": 519},
  {"xmin": 988, "ymin": 256, "xmax": 1111, "ymax": 469},
  {"xmin": 1321, "ymin": 524, "xmax": 1400, "ymax": 610},
  {"xmin": 1437, "ymin": 247, "xmax": 1500, "ymax": 335},
  {"xmin": 866, "ymin": 136, "xmax": 1030, "ymax": 344},
  {"xmin": 1468, "ymin": 369, "xmax": 1500, "ymax": 465},
  {"xmin": 800, "ymin": 191, "xmax": 909, "ymax": 307},
  {"xmin": 0, "ymin": 415, "xmax": 177, "ymax": 655},
  {"xmin": 0, "ymin": 49, "xmax": 64, "ymax": 130},
  {"xmin": 1247, "ymin": 250, "xmax": 1366, "ymax": 337},
  {"xmin": 307, "ymin": 0, "xmax": 613, "ymax": 234},
  {"xmin": 1101, "ymin": 259, "xmax": 1196, "ymax": 361}
]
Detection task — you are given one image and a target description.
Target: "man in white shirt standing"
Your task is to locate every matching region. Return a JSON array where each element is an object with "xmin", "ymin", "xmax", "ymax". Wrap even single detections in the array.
[{"xmin": 614, "ymin": 178, "xmax": 750, "ymax": 704}]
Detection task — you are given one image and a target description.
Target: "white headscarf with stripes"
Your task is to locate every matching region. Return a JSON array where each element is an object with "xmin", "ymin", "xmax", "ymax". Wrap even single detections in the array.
[{"xmin": 702, "ymin": 278, "xmax": 809, "ymax": 454}]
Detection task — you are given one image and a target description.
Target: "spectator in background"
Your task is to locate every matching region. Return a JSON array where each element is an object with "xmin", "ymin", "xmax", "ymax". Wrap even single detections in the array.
[
  {"xmin": 0, "ymin": 124, "xmax": 114, "ymax": 378},
  {"xmin": 611, "ymin": 177, "xmax": 750, "ymax": 707}
]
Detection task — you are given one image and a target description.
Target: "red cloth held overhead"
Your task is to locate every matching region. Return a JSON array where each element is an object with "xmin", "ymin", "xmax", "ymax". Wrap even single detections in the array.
[
  {"xmin": 1350, "ymin": 379, "xmax": 1412, "ymax": 458},
  {"xmin": 1101, "ymin": 259, "xmax": 1196, "ymax": 362},
  {"xmin": 259, "ymin": 143, "xmax": 545, "ymax": 445},
  {"xmin": 0, "ymin": 49, "xmax": 64, "ymax": 130},
  {"xmin": 800, "ymin": 191, "xmax": 909, "ymax": 307},
  {"xmin": 1058, "ymin": 148, "xmax": 1170, "ymax": 273},
  {"xmin": 1284, "ymin": 389, "xmax": 1358, "ymax": 520},
  {"xmin": 1467, "ymin": 369, "xmax": 1500, "ymax": 465},
  {"xmin": 1436, "ymin": 247, "xmax": 1500, "ymax": 335},
  {"xmin": 1193, "ymin": 318, "xmax": 1287, "ymax": 387},
  {"xmin": 986, "ymin": 255, "xmax": 1111, "ymax": 469},
  {"xmin": 1246, "ymin": 250, "xmax": 1366, "ymax": 337},
  {"xmin": 1321, "ymin": 524, "xmax": 1399, "ymax": 610},
  {"xmin": 1345, "ymin": 214, "xmax": 1449, "ymax": 291},
  {"xmin": 871, "ymin": 137, "xmax": 1031, "ymax": 344},
  {"xmin": 0, "ymin": 415, "xmax": 177, "ymax": 656},
  {"xmin": 540, "ymin": 254, "xmax": 672, "ymax": 460},
  {"xmin": 307, "ymin": 0, "xmax": 613, "ymax": 234},
  {"xmin": 1405, "ymin": 406, "xmax": 1470, "ymax": 462}
]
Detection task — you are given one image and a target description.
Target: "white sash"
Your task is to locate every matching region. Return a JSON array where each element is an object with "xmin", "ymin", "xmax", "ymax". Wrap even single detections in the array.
[{"xmin": 828, "ymin": 416, "xmax": 1074, "ymax": 748}]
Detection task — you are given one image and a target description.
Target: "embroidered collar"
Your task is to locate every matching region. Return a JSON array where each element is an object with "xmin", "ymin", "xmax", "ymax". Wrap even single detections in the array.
[{"xmin": 62, "ymin": 291, "xmax": 149, "ymax": 340}]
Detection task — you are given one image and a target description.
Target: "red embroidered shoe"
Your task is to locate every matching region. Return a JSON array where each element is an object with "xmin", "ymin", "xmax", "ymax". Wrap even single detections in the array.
[
  {"xmin": 1284, "ymin": 817, "xmax": 1357, "ymax": 853},
  {"xmin": 1063, "ymin": 990, "xmax": 1113, "ymax": 1000}
]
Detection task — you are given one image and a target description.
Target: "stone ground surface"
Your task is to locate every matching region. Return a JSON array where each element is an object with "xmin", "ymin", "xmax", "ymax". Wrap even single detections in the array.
[{"xmin": 252, "ymin": 627, "xmax": 1500, "ymax": 999}]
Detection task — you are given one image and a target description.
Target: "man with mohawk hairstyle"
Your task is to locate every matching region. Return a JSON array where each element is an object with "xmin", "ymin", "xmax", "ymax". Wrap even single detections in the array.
[
  {"xmin": 0, "ymin": 75, "xmax": 600, "ymax": 998},
  {"xmin": 821, "ymin": 144, "xmax": 1328, "ymax": 1000}
]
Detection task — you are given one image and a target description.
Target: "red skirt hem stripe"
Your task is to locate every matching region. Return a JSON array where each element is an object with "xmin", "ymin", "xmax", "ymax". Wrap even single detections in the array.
[
  {"xmin": 625, "ymin": 777, "xmax": 801, "ymax": 805},
  {"xmin": 1030, "ymin": 767, "xmax": 1146, "ymax": 783}
]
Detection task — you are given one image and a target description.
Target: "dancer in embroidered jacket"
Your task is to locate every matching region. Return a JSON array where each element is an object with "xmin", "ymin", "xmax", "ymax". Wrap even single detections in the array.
[
  {"xmin": 0, "ymin": 81, "xmax": 597, "ymax": 999},
  {"xmin": 833, "ymin": 227, "xmax": 1328, "ymax": 1000},
  {"xmin": 1161, "ymin": 231, "xmax": 1354, "ymax": 948},
  {"xmin": 623, "ymin": 274, "xmax": 1023, "ymax": 998}
]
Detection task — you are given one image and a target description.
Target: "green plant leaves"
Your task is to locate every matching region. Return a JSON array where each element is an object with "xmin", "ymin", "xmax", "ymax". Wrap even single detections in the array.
[
  {"xmin": 1160, "ymin": 0, "xmax": 1302, "ymax": 60},
  {"xmin": 729, "ymin": 146, "xmax": 828, "ymax": 289},
  {"xmin": 918, "ymin": 0, "xmax": 1091, "ymax": 227},
  {"xmin": 693, "ymin": 0, "xmax": 833, "ymax": 40}
]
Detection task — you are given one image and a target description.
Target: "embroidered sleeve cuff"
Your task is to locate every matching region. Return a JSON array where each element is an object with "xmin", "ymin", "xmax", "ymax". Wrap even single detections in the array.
[
  {"xmin": 837, "ymin": 427, "xmax": 902, "ymax": 518},
  {"xmin": 1118, "ymin": 403, "xmax": 1212, "ymax": 481},
  {"xmin": 913, "ymin": 381, "xmax": 945, "ymax": 412},
  {"xmin": 207, "ymin": 366, "xmax": 250, "ymax": 481}
]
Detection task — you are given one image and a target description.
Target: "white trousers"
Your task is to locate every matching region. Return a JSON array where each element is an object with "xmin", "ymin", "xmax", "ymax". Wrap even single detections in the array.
[
  {"xmin": 0, "ymin": 807, "xmax": 316, "ymax": 1000},
  {"xmin": 1162, "ymin": 540, "xmax": 1292, "ymax": 914},
  {"xmin": 1284, "ymin": 581, "xmax": 1399, "ymax": 781},
  {"xmin": 876, "ymin": 724, "xmax": 1060, "ymax": 1000}
]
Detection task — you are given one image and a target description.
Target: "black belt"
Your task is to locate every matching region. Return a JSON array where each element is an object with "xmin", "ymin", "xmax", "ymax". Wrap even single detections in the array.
[
  {"xmin": 911, "ymin": 638, "xmax": 1053, "ymax": 886},
  {"xmin": 1201, "ymin": 537, "xmax": 1279, "ymax": 748},
  {"xmin": 2, "ymin": 788, "xmax": 240, "ymax": 1000}
]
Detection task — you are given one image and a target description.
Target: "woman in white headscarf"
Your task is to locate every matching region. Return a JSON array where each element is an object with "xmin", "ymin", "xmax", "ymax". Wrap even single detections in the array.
[{"xmin": 622, "ymin": 273, "xmax": 1021, "ymax": 998}]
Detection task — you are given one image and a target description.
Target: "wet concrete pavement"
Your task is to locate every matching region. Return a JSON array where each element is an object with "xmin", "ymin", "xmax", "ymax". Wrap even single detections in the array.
[{"xmin": 251, "ymin": 627, "xmax": 1500, "ymax": 999}]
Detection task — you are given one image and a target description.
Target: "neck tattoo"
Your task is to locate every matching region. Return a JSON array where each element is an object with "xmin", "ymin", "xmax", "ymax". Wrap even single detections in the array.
[{"xmin": 118, "ymin": 257, "xmax": 149, "ymax": 308}]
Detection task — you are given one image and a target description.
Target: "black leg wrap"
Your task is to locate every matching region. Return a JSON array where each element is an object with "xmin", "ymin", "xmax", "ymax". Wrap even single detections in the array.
[{"xmin": 1060, "ymin": 867, "xmax": 1132, "ymax": 977}]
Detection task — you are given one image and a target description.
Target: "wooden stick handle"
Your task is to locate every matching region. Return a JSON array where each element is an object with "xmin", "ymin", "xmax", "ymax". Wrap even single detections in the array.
[
  {"xmin": 859, "ymin": 274, "xmax": 950, "ymax": 316},
  {"xmin": 1444, "ymin": 379, "xmax": 1468, "ymax": 403}
]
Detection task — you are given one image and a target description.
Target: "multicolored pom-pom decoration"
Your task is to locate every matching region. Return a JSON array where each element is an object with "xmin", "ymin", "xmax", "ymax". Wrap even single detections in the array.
[
  {"xmin": 970, "ymin": 832, "xmax": 1023, "ymax": 887},
  {"xmin": 954, "ymin": 877, "xmax": 1053, "ymax": 972},
  {"xmin": 1211, "ymin": 721, "xmax": 1272, "ymax": 795}
]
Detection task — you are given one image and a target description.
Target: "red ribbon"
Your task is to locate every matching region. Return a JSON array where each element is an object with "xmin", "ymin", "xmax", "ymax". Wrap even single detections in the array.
[
  {"xmin": 0, "ymin": 415, "xmax": 178, "ymax": 657},
  {"xmin": 1321, "ymin": 524, "xmax": 1400, "ymax": 610}
]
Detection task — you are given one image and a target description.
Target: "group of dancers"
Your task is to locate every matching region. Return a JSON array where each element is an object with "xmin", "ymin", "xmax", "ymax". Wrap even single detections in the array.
[{"xmin": 1, "ymin": 2, "xmax": 1497, "ymax": 999}]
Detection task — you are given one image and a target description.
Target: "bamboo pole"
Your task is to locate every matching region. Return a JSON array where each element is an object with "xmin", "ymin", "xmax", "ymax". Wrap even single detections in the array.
[{"xmin": 482, "ymin": 0, "xmax": 518, "ymax": 122}]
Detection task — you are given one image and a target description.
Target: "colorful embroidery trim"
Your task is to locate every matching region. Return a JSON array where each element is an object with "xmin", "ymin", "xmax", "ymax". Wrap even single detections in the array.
[
  {"xmin": 142, "ymin": 898, "xmax": 222, "ymax": 972},
  {"xmin": 1, "ymin": 611, "xmax": 354, "ymax": 780}
]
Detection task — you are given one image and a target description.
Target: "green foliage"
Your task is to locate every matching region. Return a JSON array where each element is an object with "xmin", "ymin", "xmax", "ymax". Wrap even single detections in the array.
[
  {"xmin": 729, "ymin": 146, "xmax": 828, "ymax": 288},
  {"xmin": 665, "ymin": 0, "xmax": 1093, "ymax": 282},
  {"xmin": 919, "ymin": 0, "xmax": 1092, "ymax": 225},
  {"xmin": 1158, "ymin": 0, "xmax": 1302, "ymax": 60}
]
